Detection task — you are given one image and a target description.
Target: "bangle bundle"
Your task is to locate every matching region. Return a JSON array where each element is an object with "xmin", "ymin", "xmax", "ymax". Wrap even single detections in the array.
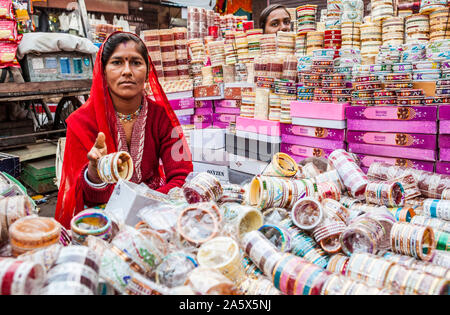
[
  {"xmin": 70, "ymin": 209, "xmax": 113, "ymax": 245},
  {"xmin": 434, "ymin": 230, "xmax": 449, "ymax": 251},
  {"xmin": 0, "ymin": 258, "xmax": 46, "ymax": 295},
  {"xmin": 183, "ymin": 172, "xmax": 223, "ymax": 204},
  {"xmin": 0, "ymin": 195, "xmax": 35, "ymax": 243},
  {"xmin": 9, "ymin": 216, "xmax": 61, "ymax": 257},
  {"xmin": 262, "ymin": 152, "xmax": 299, "ymax": 178},
  {"xmin": 258, "ymin": 224, "xmax": 292, "ymax": 252},
  {"xmin": 220, "ymin": 203, "xmax": 263, "ymax": 238},
  {"xmin": 291, "ymin": 197, "xmax": 323, "ymax": 231},
  {"xmin": 328, "ymin": 149, "xmax": 368, "ymax": 200},
  {"xmin": 185, "ymin": 266, "xmax": 238, "ymax": 295},
  {"xmin": 326, "ymin": 253, "xmax": 350, "ymax": 275},
  {"xmin": 241, "ymin": 255, "xmax": 263, "ymax": 278},
  {"xmin": 423, "ymin": 199, "xmax": 450, "ymax": 221},
  {"xmin": 340, "ymin": 216, "xmax": 387, "ymax": 256},
  {"xmin": 316, "ymin": 182, "xmax": 341, "ymax": 202},
  {"xmin": 155, "ymin": 251, "xmax": 198, "ymax": 288},
  {"xmin": 241, "ymin": 230, "xmax": 284, "ymax": 277},
  {"xmin": 390, "ymin": 222, "xmax": 436, "ymax": 261},
  {"xmin": 411, "ymin": 215, "xmax": 450, "ymax": 233},
  {"xmin": 271, "ymin": 253, "xmax": 331, "ymax": 295},
  {"xmin": 238, "ymin": 276, "xmax": 281, "ymax": 295},
  {"xmin": 321, "ymin": 273, "xmax": 392, "ymax": 295},
  {"xmin": 388, "ymin": 206, "xmax": 417, "ymax": 222},
  {"xmin": 41, "ymin": 246, "xmax": 100, "ymax": 295},
  {"xmin": 346, "ymin": 253, "xmax": 395, "ymax": 288},
  {"xmin": 432, "ymin": 250, "xmax": 450, "ymax": 269},
  {"xmin": 97, "ymin": 151, "xmax": 133, "ymax": 184},
  {"xmin": 176, "ymin": 205, "xmax": 219, "ymax": 246},
  {"xmin": 280, "ymin": 219, "xmax": 329, "ymax": 268},
  {"xmin": 362, "ymin": 209, "xmax": 397, "ymax": 250}
]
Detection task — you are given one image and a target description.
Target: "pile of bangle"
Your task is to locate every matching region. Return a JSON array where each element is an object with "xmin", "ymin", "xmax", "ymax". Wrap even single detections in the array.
[
  {"xmin": 183, "ymin": 172, "xmax": 223, "ymax": 204},
  {"xmin": 365, "ymin": 180, "xmax": 406, "ymax": 207},
  {"xmin": 0, "ymin": 258, "xmax": 46, "ymax": 295},
  {"xmin": 434, "ymin": 230, "xmax": 449, "ymax": 251},
  {"xmin": 345, "ymin": 253, "xmax": 396, "ymax": 289},
  {"xmin": 321, "ymin": 273, "xmax": 392, "ymax": 295},
  {"xmin": 17, "ymin": 243, "xmax": 63, "ymax": 271},
  {"xmin": 390, "ymin": 222, "xmax": 436, "ymax": 261}
]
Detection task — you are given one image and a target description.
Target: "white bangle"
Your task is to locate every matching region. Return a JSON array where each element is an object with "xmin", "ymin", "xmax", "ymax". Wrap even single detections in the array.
[{"xmin": 84, "ymin": 168, "xmax": 108, "ymax": 189}]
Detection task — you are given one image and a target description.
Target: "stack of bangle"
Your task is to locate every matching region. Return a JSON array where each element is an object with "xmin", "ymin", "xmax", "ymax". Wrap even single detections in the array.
[
  {"xmin": 197, "ymin": 236, "xmax": 242, "ymax": 282},
  {"xmin": 280, "ymin": 219, "xmax": 329, "ymax": 268},
  {"xmin": 271, "ymin": 253, "xmax": 331, "ymax": 295},
  {"xmin": 432, "ymin": 250, "xmax": 450, "ymax": 269},
  {"xmin": 349, "ymin": 203, "xmax": 388, "ymax": 213},
  {"xmin": 362, "ymin": 209, "xmax": 397, "ymax": 250},
  {"xmin": 315, "ymin": 169, "xmax": 345, "ymax": 193},
  {"xmin": 365, "ymin": 180, "xmax": 406, "ymax": 208},
  {"xmin": 176, "ymin": 205, "xmax": 220, "ymax": 246},
  {"xmin": 384, "ymin": 262, "xmax": 449, "ymax": 295},
  {"xmin": 321, "ymin": 273, "xmax": 392, "ymax": 295},
  {"xmin": 183, "ymin": 172, "xmax": 223, "ymax": 204},
  {"xmin": 241, "ymin": 254, "xmax": 264, "ymax": 279},
  {"xmin": 0, "ymin": 195, "xmax": 35, "ymax": 243},
  {"xmin": 70, "ymin": 209, "xmax": 113, "ymax": 246},
  {"xmin": 9, "ymin": 216, "xmax": 61, "ymax": 257},
  {"xmin": 326, "ymin": 253, "xmax": 350, "ymax": 275},
  {"xmin": 405, "ymin": 14, "xmax": 430, "ymax": 43},
  {"xmin": 316, "ymin": 181, "xmax": 341, "ymax": 202},
  {"xmin": 388, "ymin": 206, "xmax": 417, "ymax": 222},
  {"xmin": 238, "ymin": 276, "xmax": 281, "ymax": 295},
  {"xmin": 220, "ymin": 203, "xmax": 263, "ymax": 238},
  {"xmin": 322, "ymin": 199, "xmax": 350, "ymax": 224},
  {"xmin": 434, "ymin": 230, "xmax": 449, "ymax": 251},
  {"xmin": 328, "ymin": 149, "xmax": 368, "ymax": 200},
  {"xmin": 340, "ymin": 196, "xmax": 361, "ymax": 209},
  {"xmin": 381, "ymin": 251, "xmax": 450, "ymax": 279},
  {"xmin": 241, "ymin": 230, "xmax": 284, "ymax": 277},
  {"xmin": 185, "ymin": 266, "xmax": 239, "ymax": 295},
  {"xmin": 126, "ymin": 272, "xmax": 168, "ymax": 295},
  {"xmin": 0, "ymin": 258, "xmax": 46, "ymax": 295},
  {"xmin": 155, "ymin": 251, "xmax": 197, "ymax": 288},
  {"xmin": 258, "ymin": 224, "xmax": 292, "ymax": 253},
  {"xmin": 97, "ymin": 151, "xmax": 133, "ymax": 184},
  {"xmin": 291, "ymin": 197, "xmax": 323, "ymax": 231},
  {"xmin": 16, "ymin": 243, "xmax": 63, "ymax": 271},
  {"xmin": 262, "ymin": 152, "xmax": 299, "ymax": 178},
  {"xmin": 345, "ymin": 253, "xmax": 395, "ymax": 289},
  {"xmin": 411, "ymin": 215, "xmax": 450, "ymax": 233},
  {"xmin": 340, "ymin": 216, "xmax": 386, "ymax": 256},
  {"xmin": 423, "ymin": 199, "xmax": 450, "ymax": 221},
  {"xmin": 390, "ymin": 222, "xmax": 436, "ymax": 261}
]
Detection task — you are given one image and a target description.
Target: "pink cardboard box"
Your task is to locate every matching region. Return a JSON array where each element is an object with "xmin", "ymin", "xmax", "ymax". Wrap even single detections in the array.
[
  {"xmin": 348, "ymin": 143, "xmax": 436, "ymax": 161},
  {"xmin": 347, "ymin": 131, "xmax": 437, "ymax": 150},
  {"xmin": 215, "ymin": 100, "xmax": 240, "ymax": 108},
  {"xmin": 236, "ymin": 116, "xmax": 281, "ymax": 136},
  {"xmin": 195, "ymin": 107, "xmax": 214, "ymax": 115},
  {"xmin": 178, "ymin": 115, "xmax": 193, "ymax": 125},
  {"xmin": 195, "ymin": 100, "xmax": 213, "ymax": 108},
  {"xmin": 347, "ymin": 120, "xmax": 437, "ymax": 134},
  {"xmin": 356, "ymin": 154, "xmax": 435, "ymax": 172},
  {"xmin": 439, "ymin": 105, "xmax": 450, "ymax": 120},
  {"xmin": 281, "ymin": 124, "xmax": 345, "ymax": 141},
  {"xmin": 440, "ymin": 148, "xmax": 450, "ymax": 162},
  {"xmin": 441, "ymin": 121, "xmax": 450, "ymax": 134},
  {"xmin": 169, "ymin": 97, "xmax": 195, "ymax": 111},
  {"xmin": 347, "ymin": 106, "xmax": 438, "ymax": 121},
  {"xmin": 213, "ymin": 113, "xmax": 238, "ymax": 124},
  {"xmin": 195, "ymin": 122, "xmax": 214, "ymax": 129},
  {"xmin": 192, "ymin": 114, "xmax": 213, "ymax": 124},
  {"xmin": 215, "ymin": 106, "xmax": 241, "ymax": 115},
  {"xmin": 213, "ymin": 121, "xmax": 231, "ymax": 129},
  {"xmin": 439, "ymin": 134, "xmax": 450, "ymax": 148},
  {"xmin": 291, "ymin": 101, "xmax": 349, "ymax": 120},
  {"xmin": 281, "ymin": 143, "xmax": 334, "ymax": 161},
  {"xmin": 282, "ymin": 134, "xmax": 346, "ymax": 150},
  {"xmin": 436, "ymin": 161, "xmax": 450, "ymax": 175}
]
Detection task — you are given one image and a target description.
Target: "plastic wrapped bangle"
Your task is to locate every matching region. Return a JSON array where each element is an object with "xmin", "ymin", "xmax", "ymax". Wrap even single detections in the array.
[
  {"xmin": 71, "ymin": 209, "xmax": 112, "ymax": 245},
  {"xmin": 291, "ymin": 198, "xmax": 323, "ymax": 231}
]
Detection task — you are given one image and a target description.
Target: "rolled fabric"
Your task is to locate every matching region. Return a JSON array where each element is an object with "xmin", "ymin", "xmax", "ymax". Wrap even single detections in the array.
[{"xmin": 328, "ymin": 149, "xmax": 369, "ymax": 200}]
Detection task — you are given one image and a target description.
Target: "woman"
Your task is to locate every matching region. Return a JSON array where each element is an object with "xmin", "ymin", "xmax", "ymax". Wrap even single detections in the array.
[
  {"xmin": 259, "ymin": 4, "xmax": 292, "ymax": 34},
  {"xmin": 55, "ymin": 32, "xmax": 193, "ymax": 229}
]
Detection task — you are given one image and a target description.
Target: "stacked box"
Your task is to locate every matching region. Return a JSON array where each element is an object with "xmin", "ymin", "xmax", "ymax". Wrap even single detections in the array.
[
  {"xmin": 287, "ymin": 101, "xmax": 348, "ymax": 163},
  {"xmin": 346, "ymin": 105, "xmax": 438, "ymax": 173},
  {"xmin": 142, "ymin": 30, "xmax": 164, "ymax": 79},
  {"xmin": 437, "ymin": 104, "xmax": 450, "ymax": 175}
]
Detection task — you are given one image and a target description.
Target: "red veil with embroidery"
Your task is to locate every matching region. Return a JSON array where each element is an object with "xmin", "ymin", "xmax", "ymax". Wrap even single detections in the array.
[{"xmin": 55, "ymin": 32, "xmax": 189, "ymax": 228}]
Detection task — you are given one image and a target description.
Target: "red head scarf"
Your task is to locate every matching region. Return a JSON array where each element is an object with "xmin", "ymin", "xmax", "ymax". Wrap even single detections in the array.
[{"xmin": 55, "ymin": 31, "xmax": 186, "ymax": 228}]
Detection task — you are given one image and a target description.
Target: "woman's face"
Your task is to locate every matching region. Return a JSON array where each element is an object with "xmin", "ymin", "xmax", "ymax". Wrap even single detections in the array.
[
  {"xmin": 265, "ymin": 8, "xmax": 291, "ymax": 34},
  {"xmin": 104, "ymin": 41, "xmax": 148, "ymax": 101}
]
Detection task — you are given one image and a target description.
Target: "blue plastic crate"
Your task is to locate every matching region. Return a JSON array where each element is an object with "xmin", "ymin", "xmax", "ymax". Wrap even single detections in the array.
[{"xmin": 0, "ymin": 152, "xmax": 20, "ymax": 178}]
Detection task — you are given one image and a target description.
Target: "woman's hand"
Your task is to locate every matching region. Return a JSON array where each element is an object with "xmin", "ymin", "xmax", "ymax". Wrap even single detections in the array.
[{"xmin": 87, "ymin": 132, "xmax": 108, "ymax": 184}]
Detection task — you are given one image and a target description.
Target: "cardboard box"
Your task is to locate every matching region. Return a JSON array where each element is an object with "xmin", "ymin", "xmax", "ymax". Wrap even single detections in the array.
[
  {"xmin": 440, "ymin": 148, "xmax": 450, "ymax": 162},
  {"xmin": 194, "ymin": 84, "xmax": 224, "ymax": 100},
  {"xmin": 291, "ymin": 117, "xmax": 347, "ymax": 129},
  {"xmin": 347, "ymin": 106, "xmax": 438, "ymax": 122},
  {"xmin": 215, "ymin": 107, "xmax": 241, "ymax": 115},
  {"xmin": 165, "ymin": 90, "xmax": 193, "ymax": 101},
  {"xmin": 291, "ymin": 101, "xmax": 348, "ymax": 120},
  {"xmin": 190, "ymin": 146, "xmax": 229, "ymax": 166},
  {"xmin": 348, "ymin": 143, "xmax": 436, "ymax": 161},
  {"xmin": 174, "ymin": 108, "xmax": 194, "ymax": 117},
  {"xmin": 281, "ymin": 124, "xmax": 346, "ymax": 141},
  {"xmin": 280, "ymin": 143, "xmax": 334, "ymax": 161},
  {"xmin": 441, "ymin": 121, "xmax": 450, "ymax": 134},
  {"xmin": 193, "ymin": 161, "xmax": 229, "ymax": 182},
  {"xmin": 228, "ymin": 168, "xmax": 255, "ymax": 185},
  {"xmin": 439, "ymin": 134, "xmax": 450, "ymax": 148},
  {"xmin": 413, "ymin": 81, "xmax": 436, "ymax": 97},
  {"xmin": 225, "ymin": 132, "xmax": 280, "ymax": 162},
  {"xmin": 192, "ymin": 114, "xmax": 213, "ymax": 124},
  {"xmin": 347, "ymin": 120, "xmax": 437, "ymax": 134},
  {"xmin": 436, "ymin": 161, "xmax": 450, "ymax": 175},
  {"xmin": 236, "ymin": 117, "xmax": 281, "ymax": 136},
  {"xmin": 355, "ymin": 154, "xmax": 435, "ymax": 172},
  {"xmin": 178, "ymin": 115, "xmax": 193, "ymax": 125},
  {"xmin": 215, "ymin": 100, "xmax": 240, "ymax": 108},
  {"xmin": 282, "ymin": 134, "xmax": 346, "ymax": 150},
  {"xmin": 213, "ymin": 113, "xmax": 238, "ymax": 124},
  {"xmin": 439, "ymin": 105, "xmax": 450, "ymax": 120},
  {"xmin": 195, "ymin": 100, "xmax": 214, "ymax": 108},
  {"xmin": 347, "ymin": 131, "xmax": 437, "ymax": 150},
  {"xmin": 228, "ymin": 154, "xmax": 270, "ymax": 175},
  {"xmin": 195, "ymin": 107, "xmax": 214, "ymax": 115},
  {"xmin": 189, "ymin": 128, "xmax": 226, "ymax": 149},
  {"xmin": 236, "ymin": 130, "xmax": 282, "ymax": 144},
  {"xmin": 168, "ymin": 97, "xmax": 195, "ymax": 111}
]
